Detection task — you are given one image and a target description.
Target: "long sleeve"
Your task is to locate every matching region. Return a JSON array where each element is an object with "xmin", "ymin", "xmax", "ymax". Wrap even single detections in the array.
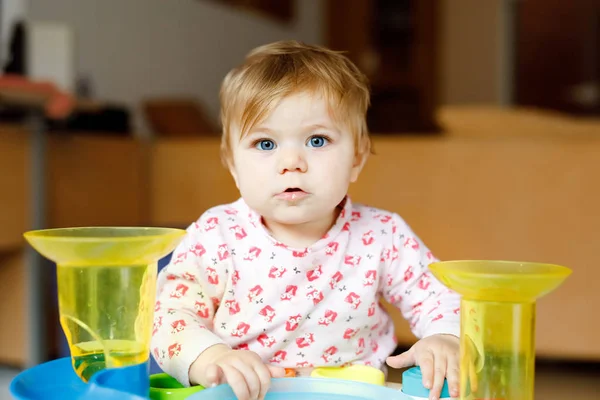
[
  {"xmin": 382, "ymin": 214, "xmax": 461, "ymax": 339},
  {"xmin": 151, "ymin": 221, "xmax": 229, "ymax": 386}
]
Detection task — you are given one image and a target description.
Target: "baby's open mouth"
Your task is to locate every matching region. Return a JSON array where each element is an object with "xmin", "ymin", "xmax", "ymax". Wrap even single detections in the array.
[{"xmin": 277, "ymin": 188, "xmax": 308, "ymax": 200}]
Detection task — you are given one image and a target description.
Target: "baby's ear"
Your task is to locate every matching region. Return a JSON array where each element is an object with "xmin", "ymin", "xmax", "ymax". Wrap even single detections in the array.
[
  {"xmin": 350, "ymin": 150, "xmax": 369, "ymax": 183},
  {"xmin": 229, "ymin": 166, "xmax": 240, "ymax": 190},
  {"xmin": 225, "ymin": 157, "xmax": 240, "ymax": 189}
]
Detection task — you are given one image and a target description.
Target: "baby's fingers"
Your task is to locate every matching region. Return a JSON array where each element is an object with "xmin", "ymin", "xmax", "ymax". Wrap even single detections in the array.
[
  {"xmin": 203, "ymin": 364, "xmax": 224, "ymax": 388},
  {"xmin": 221, "ymin": 364, "xmax": 251, "ymax": 400},
  {"xmin": 267, "ymin": 365, "xmax": 286, "ymax": 378},
  {"xmin": 429, "ymin": 357, "xmax": 446, "ymax": 400},
  {"xmin": 446, "ymin": 354, "xmax": 460, "ymax": 398},
  {"xmin": 232, "ymin": 360, "xmax": 262, "ymax": 400},
  {"xmin": 253, "ymin": 362, "xmax": 274, "ymax": 400},
  {"xmin": 386, "ymin": 350, "xmax": 415, "ymax": 369},
  {"xmin": 417, "ymin": 349, "xmax": 435, "ymax": 389}
]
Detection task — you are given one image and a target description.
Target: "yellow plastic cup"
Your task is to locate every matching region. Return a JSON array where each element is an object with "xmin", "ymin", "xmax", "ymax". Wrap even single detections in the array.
[
  {"xmin": 429, "ymin": 260, "xmax": 571, "ymax": 400},
  {"xmin": 24, "ymin": 227, "xmax": 186, "ymax": 382}
]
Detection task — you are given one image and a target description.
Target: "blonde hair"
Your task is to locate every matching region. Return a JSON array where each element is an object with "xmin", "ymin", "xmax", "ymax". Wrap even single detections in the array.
[{"xmin": 219, "ymin": 40, "xmax": 371, "ymax": 163}]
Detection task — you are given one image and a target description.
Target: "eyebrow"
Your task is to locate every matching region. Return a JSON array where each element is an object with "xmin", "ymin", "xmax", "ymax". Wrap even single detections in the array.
[
  {"xmin": 250, "ymin": 123, "xmax": 337, "ymax": 134},
  {"xmin": 307, "ymin": 123, "xmax": 336, "ymax": 131},
  {"xmin": 247, "ymin": 126, "xmax": 275, "ymax": 135}
]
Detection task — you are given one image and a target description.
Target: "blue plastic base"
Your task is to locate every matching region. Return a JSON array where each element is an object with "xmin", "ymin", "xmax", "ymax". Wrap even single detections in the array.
[
  {"xmin": 10, "ymin": 357, "xmax": 149, "ymax": 399},
  {"xmin": 189, "ymin": 377, "xmax": 411, "ymax": 400}
]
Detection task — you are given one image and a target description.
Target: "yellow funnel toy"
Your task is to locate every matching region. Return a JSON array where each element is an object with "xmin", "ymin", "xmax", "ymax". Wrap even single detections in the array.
[
  {"xmin": 24, "ymin": 227, "xmax": 186, "ymax": 382},
  {"xmin": 429, "ymin": 260, "xmax": 571, "ymax": 400}
]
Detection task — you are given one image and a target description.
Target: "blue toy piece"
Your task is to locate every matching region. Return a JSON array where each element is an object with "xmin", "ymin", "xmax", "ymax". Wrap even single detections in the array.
[
  {"xmin": 188, "ymin": 377, "xmax": 412, "ymax": 399},
  {"xmin": 10, "ymin": 357, "xmax": 149, "ymax": 399},
  {"xmin": 401, "ymin": 367, "xmax": 451, "ymax": 399}
]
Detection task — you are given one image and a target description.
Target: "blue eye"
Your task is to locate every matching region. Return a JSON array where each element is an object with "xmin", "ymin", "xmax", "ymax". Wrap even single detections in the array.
[
  {"xmin": 308, "ymin": 136, "xmax": 329, "ymax": 148},
  {"xmin": 255, "ymin": 139, "xmax": 276, "ymax": 151}
]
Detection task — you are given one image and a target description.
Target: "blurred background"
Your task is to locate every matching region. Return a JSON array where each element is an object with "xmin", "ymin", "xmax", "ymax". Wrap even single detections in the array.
[{"xmin": 0, "ymin": 0, "xmax": 599, "ymax": 398}]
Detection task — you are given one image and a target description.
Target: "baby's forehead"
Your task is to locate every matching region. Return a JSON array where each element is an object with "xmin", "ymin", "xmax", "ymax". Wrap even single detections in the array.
[
  {"xmin": 242, "ymin": 93, "xmax": 343, "ymax": 129},
  {"xmin": 263, "ymin": 95, "xmax": 336, "ymax": 121}
]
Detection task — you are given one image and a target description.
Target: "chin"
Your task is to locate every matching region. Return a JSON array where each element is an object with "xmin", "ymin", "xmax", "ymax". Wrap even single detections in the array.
[{"xmin": 268, "ymin": 211, "xmax": 313, "ymax": 226}]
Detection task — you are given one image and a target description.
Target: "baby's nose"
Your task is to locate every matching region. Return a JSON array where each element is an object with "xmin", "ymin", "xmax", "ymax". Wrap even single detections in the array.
[{"xmin": 277, "ymin": 149, "xmax": 307, "ymax": 173}]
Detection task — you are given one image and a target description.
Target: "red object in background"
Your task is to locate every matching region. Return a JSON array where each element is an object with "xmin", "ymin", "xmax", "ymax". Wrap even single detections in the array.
[{"xmin": 0, "ymin": 74, "xmax": 75, "ymax": 119}]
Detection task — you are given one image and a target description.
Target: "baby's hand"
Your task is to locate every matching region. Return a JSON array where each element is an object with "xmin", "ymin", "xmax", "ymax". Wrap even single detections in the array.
[
  {"xmin": 386, "ymin": 334, "xmax": 460, "ymax": 400},
  {"xmin": 189, "ymin": 344, "xmax": 285, "ymax": 400}
]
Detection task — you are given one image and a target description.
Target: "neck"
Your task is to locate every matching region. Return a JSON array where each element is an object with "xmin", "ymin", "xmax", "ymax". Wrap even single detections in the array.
[{"xmin": 263, "ymin": 209, "xmax": 340, "ymax": 248}]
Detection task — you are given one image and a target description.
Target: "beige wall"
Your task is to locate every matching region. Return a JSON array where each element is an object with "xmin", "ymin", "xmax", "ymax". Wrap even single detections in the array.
[{"xmin": 439, "ymin": 0, "xmax": 513, "ymax": 105}]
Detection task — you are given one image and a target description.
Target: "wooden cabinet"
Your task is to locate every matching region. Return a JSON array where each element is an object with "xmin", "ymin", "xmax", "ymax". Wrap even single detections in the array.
[
  {"xmin": 515, "ymin": 0, "xmax": 600, "ymax": 115},
  {"xmin": 326, "ymin": 0, "xmax": 440, "ymax": 133},
  {"xmin": 205, "ymin": 0, "xmax": 294, "ymax": 23}
]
